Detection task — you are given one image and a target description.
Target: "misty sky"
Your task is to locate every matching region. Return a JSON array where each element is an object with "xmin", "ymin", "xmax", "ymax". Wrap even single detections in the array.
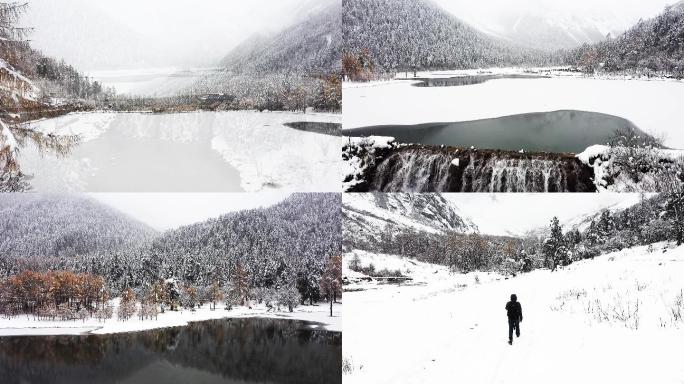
[
  {"xmin": 91, "ymin": 193, "xmax": 290, "ymax": 231},
  {"xmin": 448, "ymin": 193, "xmax": 646, "ymax": 236},
  {"xmin": 22, "ymin": 0, "xmax": 321, "ymax": 71},
  {"xmin": 434, "ymin": 0, "xmax": 675, "ymax": 34}
]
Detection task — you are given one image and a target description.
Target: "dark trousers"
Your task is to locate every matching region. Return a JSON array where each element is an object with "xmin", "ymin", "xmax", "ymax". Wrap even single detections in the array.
[{"xmin": 508, "ymin": 318, "xmax": 520, "ymax": 341}]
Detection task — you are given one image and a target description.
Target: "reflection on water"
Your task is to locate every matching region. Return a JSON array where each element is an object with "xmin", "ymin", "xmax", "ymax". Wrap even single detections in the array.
[
  {"xmin": 284, "ymin": 122, "xmax": 342, "ymax": 136},
  {"xmin": 407, "ymin": 74, "xmax": 549, "ymax": 87},
  {"xmin": 345, "ymin": 110, "xmax": 648, "ymax": 153},
  {"xmin": 0, "ymin": 318, "xmax": 341, "ymax": 384}
]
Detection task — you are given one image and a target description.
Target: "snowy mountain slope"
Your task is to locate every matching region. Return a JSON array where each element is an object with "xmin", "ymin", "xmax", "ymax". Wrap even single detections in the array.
[
  {"xmin": 0, "ymin": 194, "xmax": 157, "ymax": 258},
  {"xmin": 343, "ymin": 242, "xmax": 684, "ymax": 384},
  {"xmin": 22, "ymin": 0, "xmax": 168, "ymax": 71},
  {"xmin": 148, "ymin": 193, "xmax": 341, "ymax": 274},
  {"xmin": 568, "ymin": 2, "xmax": 684, "ymax": 74},
  {"xmin": 343, "ymin": 193, "xmax": 478, "ymax": 247},
  {"xmin": 343, "ymin": 0, "xmax": 555, "ymax": 72},
  {"xmin": 451, "ymin": 5, "xmax": 631, "ymax": 51},
  {"xmin": 219, "ymin": 0, "xmax": 341, "ymax": 75},
  {"xmin": 525, "ymin": 194, "xmax": 650, "ymax": 238}
]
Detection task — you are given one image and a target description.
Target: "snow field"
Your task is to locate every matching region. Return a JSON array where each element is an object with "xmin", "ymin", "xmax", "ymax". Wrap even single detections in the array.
[{"xmin": 343, "ymin": 243, "xmax": 684, "ymax": 384}]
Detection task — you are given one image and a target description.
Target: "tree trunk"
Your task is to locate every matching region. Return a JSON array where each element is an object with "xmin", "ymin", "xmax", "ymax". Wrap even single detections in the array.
[{"xmin": 329, "ymin": 298, "xmax": 333, "ymax": 317}]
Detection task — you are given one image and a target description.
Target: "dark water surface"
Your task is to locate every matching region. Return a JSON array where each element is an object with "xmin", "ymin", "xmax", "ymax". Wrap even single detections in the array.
[
  {"xmin": 403, "ymin": 74, "xmax": 549, "ymax": 87},
  {"xmin": 0, "ymin": 318, "xmax": 341, "ymax": 384},
  {"xmin": 284, "ymin": 122, "xmax": 342, "ymax": 136},
  {"xmin": 345, "ymin": 110, "xmax": 648, "ymax": 153}
]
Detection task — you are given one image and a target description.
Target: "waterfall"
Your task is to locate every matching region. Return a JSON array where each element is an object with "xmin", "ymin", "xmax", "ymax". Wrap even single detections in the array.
[
  {"xmin": 368, "ymin": 149, "xmax": 594, "ymax": 192},
  {"xmin": 370, "ymin": 151, "xmax": 452, "ymax": 192}
]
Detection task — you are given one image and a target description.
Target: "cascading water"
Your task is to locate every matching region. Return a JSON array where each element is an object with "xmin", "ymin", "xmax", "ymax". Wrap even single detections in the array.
[
  {"xmin": 370, "ymin": 151, "xmax": 453, "ymax": 192},
  {"xmin": 367, "ymin": 148, "xmax": 596, "ymax": 192}
]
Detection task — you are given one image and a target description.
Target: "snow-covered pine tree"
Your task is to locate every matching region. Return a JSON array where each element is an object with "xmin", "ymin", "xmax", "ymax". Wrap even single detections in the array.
[{"xmin": 544, "ymin": 217, "xmax": 567, "ymax": 271}]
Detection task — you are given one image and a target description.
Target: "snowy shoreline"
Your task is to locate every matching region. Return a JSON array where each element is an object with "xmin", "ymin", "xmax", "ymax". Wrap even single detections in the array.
[{"xmin": 0, "ymin": 302, "xmax": 342, "ymax": 337}]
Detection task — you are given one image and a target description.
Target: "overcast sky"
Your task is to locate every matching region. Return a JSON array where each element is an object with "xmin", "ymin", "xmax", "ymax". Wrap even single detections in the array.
[
  {"xmin": 433, "ymin": 0, "xmax": 675, "ymax": 34},
  {"xmin": 448, "ymin": 193, "xmax": 645, "ymax": 236},
  {"xmin": 91, "ymin": 193, "xmax": 290, "ymax": 231},
  {"xmin": 23, "ymin": 0, "xmax": 321, "ymax": 70}
]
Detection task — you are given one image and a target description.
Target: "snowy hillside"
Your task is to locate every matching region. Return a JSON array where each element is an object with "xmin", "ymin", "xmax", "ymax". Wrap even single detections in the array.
[
  {"xmin": 0, "ymin": 194, "xmax": 156, "ymax": 258},
  {"xmin": 219, "ymin": 0, "xmax": 341, "ymax": 75},
  {"xmin": 343, "ymin": 0, "xmax": 556, "ymax": 72},
  {"xmin": 343, "ymin": 193, "xmax": 478, "ymax": 248},
  {"xmin": 343, "ymin": 242, "xmax": 684, "ymax": 384},
  {"xmin": 453, "ymin": 5, "xmax": 630, "ymax": 51},
  {"xmin": 22, "ymin": 0, "xmax": 168, "ymax": 71},
  {"xmin": 568, "ymin": 2, "xmax": 684, "ymax": 76}
]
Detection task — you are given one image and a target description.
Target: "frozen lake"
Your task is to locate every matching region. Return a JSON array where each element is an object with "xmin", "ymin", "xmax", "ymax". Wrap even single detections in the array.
[
  {"xmin": 19, "ymin": 111, "xmax": 342, "ymax": 192},
  {"xmin": 343, "ymin": 75, "xmax": 684, "ymax": 149}
]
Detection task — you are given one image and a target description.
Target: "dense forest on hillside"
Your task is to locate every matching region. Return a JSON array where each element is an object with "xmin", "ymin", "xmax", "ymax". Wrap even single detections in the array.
[
  {"xmin": 566, "ymin": 2, "xmax": 684, "ymax": 77},
  {"xmin": 0, "ymin": 194, "xmax": 342, "ymax": 307},
  {"xmin": 342, "ymin": 0, "xmax": 558, "ymax": 78}
]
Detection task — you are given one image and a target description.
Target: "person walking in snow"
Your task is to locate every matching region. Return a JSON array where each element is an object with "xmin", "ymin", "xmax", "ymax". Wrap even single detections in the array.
[{"xmin": 505, "ymin": 294, "xmax": 523, "ymax": 345}]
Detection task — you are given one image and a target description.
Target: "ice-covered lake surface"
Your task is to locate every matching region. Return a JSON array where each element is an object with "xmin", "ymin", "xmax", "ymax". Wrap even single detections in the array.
[
  {"xmin": 343, "ymin": 72, "xmax": 684, "ymax": 149},
  {"xmin": 0, "ymin": 318, "xmax": 342, "ymax": 384},
  {"xmin": 345, "ymin": 110, "xmax": 646, "ymax": 153},
  {"xmin": 19, "ymin": 111, "xmax": 342, "ymax": 192}
]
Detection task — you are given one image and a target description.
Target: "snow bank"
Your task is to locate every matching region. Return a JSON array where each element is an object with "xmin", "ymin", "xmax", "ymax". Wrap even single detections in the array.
[
  {"xmin": 0, "ymin": 120, "xmax": 18, "ymax": 152},
  {"xmin": 342, "ymin": 136, "xmax": 398, "ymax": 191},
  {"xmin": 0, "ymin": 301, "xmax": 341, "ymax": 336},
  {"xmin": 576, "ymin": 145, "xmax": 684, "ymax": 192},
  {"xmin": 26, "ymin": 112, "xmax": 117, "ymax": 142}
]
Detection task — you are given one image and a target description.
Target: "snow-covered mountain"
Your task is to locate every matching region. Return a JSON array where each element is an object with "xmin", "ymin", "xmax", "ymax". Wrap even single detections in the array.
[
  {"xmin": 22, "ymin": 0, "xmax": 168, "ymax": 71},
  {"xmin": 343, "ymin": 193, "xmax": 478, "ymax": 247},
  {"xmin": 0, "ymin": 194, "xmax": 156, "ymax": 258},
  {"xmin": 454, "ymin": 7, "xmax": 631, "ymax": 51},
  {"xmin": 568, "ymin": 2, "xmax": 684, "ymax": 74},
  {"xmin": 343, "ymin": 0, "xmax": 556, "ymax": 72},
  {"xmin": 219, "ymin": 0, "xmax": 341, "ymax": 75}
]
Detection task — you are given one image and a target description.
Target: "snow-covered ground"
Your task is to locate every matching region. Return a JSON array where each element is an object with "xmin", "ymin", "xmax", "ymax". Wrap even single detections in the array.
[
  {"xmin": 19, "ymin": 111, "xmax": 342, "ymax": 192},
  {"xmin": 0, "ymin": 301, "xmax": 341, "ymax": 336},
  {"xmin": 343, "ymin": 243, "xmax": 684, "ymax": 384},
  {"xmin": 343, "ymin": 69, "xmax": 684, "ymax": 149}
]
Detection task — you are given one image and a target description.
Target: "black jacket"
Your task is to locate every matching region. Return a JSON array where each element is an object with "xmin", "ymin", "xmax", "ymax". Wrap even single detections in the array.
[{"xmin": 505, "ymin": 301, "xmax": 523, "ymax": 322}]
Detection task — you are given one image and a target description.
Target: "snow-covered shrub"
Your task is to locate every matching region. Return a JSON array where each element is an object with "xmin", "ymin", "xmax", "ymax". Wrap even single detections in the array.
[
  {"xmin": 671, "ymin": 290, "xmax": 684, "ymax": 324},
  {"xmin": 180, "ymin": 285, "xmax": 199, "ymax": 311},
  {"xmin": 342, "ymin": 357, "xmax": 354, "ymax": 375},
  {"xmin": 277, "ymin": 284, "xmax": 301, "ymax": 313},
  {"xmin": 139, "ymin": 301, "xmax": 159, "ymax": 320},
  {"xmin": 117, "ymin": 289, "xmax": 137, "ymax": 321},
  {"xmin": 95, "ymin": 304, "xmax": 113, "ymax": 322},
  {"xmin": 499, "ymin": 258, "xmax": 523, "ymax": 277}
]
